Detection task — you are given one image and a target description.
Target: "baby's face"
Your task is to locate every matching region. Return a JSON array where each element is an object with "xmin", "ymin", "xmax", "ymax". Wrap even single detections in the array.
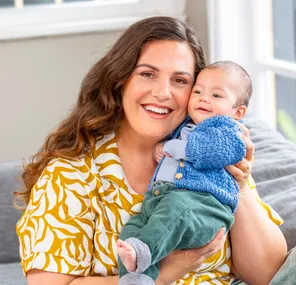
[{"xmin": 188, "ymin": 67, "xmax": 242, "ymax": 125}]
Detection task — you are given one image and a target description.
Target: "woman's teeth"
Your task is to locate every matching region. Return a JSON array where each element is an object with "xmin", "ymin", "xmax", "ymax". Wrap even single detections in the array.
[{"xmin": 144, "ymin": 105, "xmax": 169, "ymax": 114}]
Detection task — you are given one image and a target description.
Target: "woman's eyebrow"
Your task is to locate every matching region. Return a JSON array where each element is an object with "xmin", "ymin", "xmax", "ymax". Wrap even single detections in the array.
[
  {"xmin": 135, "ymin": 64, "xmax": 193, "ymax": 78},
  {"xmin": 135, "ymin": 63, "xmax": 159, "ymax": 70}
]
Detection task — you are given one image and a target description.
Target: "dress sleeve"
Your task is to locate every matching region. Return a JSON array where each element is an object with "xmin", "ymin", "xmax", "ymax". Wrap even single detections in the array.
[
  {"xmin": 247, "ymin": 175, "xmax": 283, "ymax": 226},
  {"xmin": 16, "ymin": 158, "xmax": 96, "ymax": 276}
]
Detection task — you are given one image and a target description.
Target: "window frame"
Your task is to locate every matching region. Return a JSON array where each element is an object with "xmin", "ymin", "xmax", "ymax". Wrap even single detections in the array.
[
  {"xmin": 0, "ymin": 0, "xmax": 186, "ymax": 41},
  {"xmin": 207, "ymin": 0, "xmax": 296, "ymax": 129}
]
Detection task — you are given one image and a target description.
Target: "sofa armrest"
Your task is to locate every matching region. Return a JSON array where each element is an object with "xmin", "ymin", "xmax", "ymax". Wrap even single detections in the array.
[
  {"xmin": 245, "ymin": 116, "xmax": 296, "ymax": 251},
  {"xmin": 0, "ymin": 160, "xmax": 23, "ymax": 263}
]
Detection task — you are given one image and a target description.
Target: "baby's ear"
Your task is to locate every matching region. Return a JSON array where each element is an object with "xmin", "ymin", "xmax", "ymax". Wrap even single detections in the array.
[{"xmin": 234, "ymin": 105, "xmax": 247, "ymax": 120}]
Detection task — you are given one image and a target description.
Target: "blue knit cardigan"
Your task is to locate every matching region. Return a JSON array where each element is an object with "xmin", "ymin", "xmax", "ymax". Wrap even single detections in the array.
[{"xmin": 149, "ymin": 116, "xmax": 246, "ymax": 212}]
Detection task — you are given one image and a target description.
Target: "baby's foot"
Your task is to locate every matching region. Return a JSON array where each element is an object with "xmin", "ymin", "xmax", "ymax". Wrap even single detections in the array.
[{"xmin": 117, "ymin": 239, "xmax": 137, "ymax": 272}]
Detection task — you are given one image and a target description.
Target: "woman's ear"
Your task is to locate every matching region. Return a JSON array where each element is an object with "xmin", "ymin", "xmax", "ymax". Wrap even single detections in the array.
[{"xmin": 234, "ymin": 105, "xmax": 247, "ymax": 120}]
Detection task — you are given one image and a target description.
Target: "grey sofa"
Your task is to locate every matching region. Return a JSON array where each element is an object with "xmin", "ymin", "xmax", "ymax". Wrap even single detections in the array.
[
  {"xmin": 0, "ymin": 117, "xmax": 296, "ymax": 285},
  {"xmin": 0, "ymin": 161, "xmax": 25, "ymax": 285}
]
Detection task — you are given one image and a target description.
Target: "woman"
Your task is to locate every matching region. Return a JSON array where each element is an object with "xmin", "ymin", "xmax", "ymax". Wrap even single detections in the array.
[{"xmin": 15, "ymin": 16, "xmax": 287, "ymax": 285}]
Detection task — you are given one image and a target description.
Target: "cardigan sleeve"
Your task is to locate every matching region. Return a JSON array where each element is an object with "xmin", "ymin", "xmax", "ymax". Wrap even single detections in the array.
[
  {"xmin": 185, "ymin": 116, "xmax": 246, "ymax": 169},
  {"xmin": 163, "ymin": 139, "xmax": 187, "ymax": 160}
]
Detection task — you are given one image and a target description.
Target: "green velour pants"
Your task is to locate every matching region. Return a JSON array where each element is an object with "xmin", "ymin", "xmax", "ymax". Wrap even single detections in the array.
[{"xmin": 118, "ymin": 181, "xmax": 234, "ymax": 281}]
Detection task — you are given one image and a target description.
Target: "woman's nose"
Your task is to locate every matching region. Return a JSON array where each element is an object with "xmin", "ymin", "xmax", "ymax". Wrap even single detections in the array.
[{"xmin": 151, "ymin": 81, "xmax": 171, "ymax": 101}]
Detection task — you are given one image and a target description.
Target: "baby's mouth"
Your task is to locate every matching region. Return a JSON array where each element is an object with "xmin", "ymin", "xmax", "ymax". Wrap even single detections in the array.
[{"xmin": 197, "ymin": 107, "xmax": 211, "ymax": 112}]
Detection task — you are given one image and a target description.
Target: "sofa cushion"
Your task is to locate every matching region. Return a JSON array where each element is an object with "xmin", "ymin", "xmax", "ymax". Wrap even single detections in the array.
[
  {"xmin": 0, "ymin": 262, "xmax": 26, "ymax": 285},
  {"xmin": 0, "ymin": 161, "xmax": 23, "ymax": 263},
  {"xmin": 245, "ymin": 116, "xmax": 296, "ymax": 250}
]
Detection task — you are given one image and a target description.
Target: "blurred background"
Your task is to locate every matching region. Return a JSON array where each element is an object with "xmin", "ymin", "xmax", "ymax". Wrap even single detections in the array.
[{"xmin": 0, "ymin": 0, "xmax": 295, "ymax": 162}]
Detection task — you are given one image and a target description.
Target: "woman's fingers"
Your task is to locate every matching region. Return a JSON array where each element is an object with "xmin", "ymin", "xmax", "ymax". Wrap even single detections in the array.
[
  {"xmin": 236, "ymin": 121, "xmax": 250, "ymax": 138},
  {"xmin": 235, "ymin": 159, "xmax": 252, "ymax": 174},
  {"xmin": 236, "ymin": 121, "xmax": 254, "ymax": 162},
  {"xmin": 225, "ymin": 165, "xmax": 243, "ymax": 181},
  {"xmin": 239, "ymin": 133, "xmax": 255, "ymax": 163},
  {"xmin": 160, "ymin": 228, "xmax": 227, "ymax": 280},
  {"xmin": 225, "ymin": 124, "xmax": 254, "ymax": 182},
  {"xmin": 226, "ymin": 159, "xmax": 252, "ymax": 182},
  {"xmin": 201, "ymin": 227, "xmax": 226, "ymax": 257},
  {"xmin": 183, "ymin": 227, "xmax": 226, "ymax": 263}
]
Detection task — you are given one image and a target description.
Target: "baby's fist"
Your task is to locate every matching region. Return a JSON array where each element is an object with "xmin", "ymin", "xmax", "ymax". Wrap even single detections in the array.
[{"xmin": 154, "ymin": 143, "xmax": 165, "ymax": 163}]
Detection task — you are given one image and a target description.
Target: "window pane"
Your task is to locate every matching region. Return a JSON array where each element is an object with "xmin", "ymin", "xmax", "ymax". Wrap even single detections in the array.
[
  {"xmin": 0, "ymin": 0, "xmax": 14, "ymax": 7},
  {"xmin": 272, "ymin": 0, "xmax": 296, "ymax": 62},
  {"xmin": 24, "ymin": 0, "xmax": 53, "ymax": 5},
  {"xmin": 275, "ymin": 74, "xmax": 296, "ymax": 143},
  {"xmin": 64, "ymin": 0, "xmax": 94, "ymax": 2}
]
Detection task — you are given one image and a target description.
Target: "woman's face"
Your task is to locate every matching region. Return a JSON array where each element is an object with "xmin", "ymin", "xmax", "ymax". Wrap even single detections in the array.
[{"xmin": 121, "ymin": 40, "xmax": 195, "ymax": 142}]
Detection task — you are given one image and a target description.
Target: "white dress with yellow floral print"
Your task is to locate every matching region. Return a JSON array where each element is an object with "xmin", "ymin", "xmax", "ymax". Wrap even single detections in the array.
[{"xmin": 16, "ymin": 133, "xmax": 283, "ymax": 284}]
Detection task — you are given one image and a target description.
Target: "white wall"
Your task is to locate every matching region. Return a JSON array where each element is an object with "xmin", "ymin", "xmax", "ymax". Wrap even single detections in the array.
[
  {"xmin": 0, "ymin": 31, "xmax": 120, "ymax": 162},
  {"xmin": 185, "ymin": 0, "xmax": 209, "ymax": 62},
  {"xmin": 0, "ymin": 0, "xmax": 209, "ymax": 162}
]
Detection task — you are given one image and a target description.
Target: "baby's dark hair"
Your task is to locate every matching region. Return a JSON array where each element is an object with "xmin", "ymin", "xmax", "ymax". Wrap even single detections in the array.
[{"xmin": 205, "ymin": 60, "xmax": 253, "ymax": 107}]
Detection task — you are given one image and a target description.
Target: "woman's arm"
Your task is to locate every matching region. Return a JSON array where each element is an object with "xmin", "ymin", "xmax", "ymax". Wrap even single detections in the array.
[
  {"xmin": 156, "ymin": 228, "xmax": 227, "ymax": 285},
  {"xmin": 230, "ymin": 186, "xmax": 287, "ymax": 285},
  {"xmin": 27, "ymin": 269, "xmax": 119, "ymax": 285},
  {"xmin": 227, "ymin": 123, "xmax": 287, "ymax": 285},
  {"xmin": 69, "ymin": 275, "xmax": 119, "ymax": 285},
  {"xmin": 27, "ymin": 229, "xmax": 226, "ymax": 285},
  {"xmin": 27, "ymin": 269, "xmax": 76, "ymax": 285}
]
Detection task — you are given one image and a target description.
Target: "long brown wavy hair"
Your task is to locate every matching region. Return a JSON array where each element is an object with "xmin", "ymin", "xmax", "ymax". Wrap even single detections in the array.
[{"xmin": 14, "ymin": 16, "xmax": 206, "ymax": 206}]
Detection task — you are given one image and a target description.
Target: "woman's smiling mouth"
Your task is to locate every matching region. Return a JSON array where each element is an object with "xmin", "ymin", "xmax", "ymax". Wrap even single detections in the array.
[{"xmin": 142, "ymin": 104, "xmax": 172, "ymax": 115}]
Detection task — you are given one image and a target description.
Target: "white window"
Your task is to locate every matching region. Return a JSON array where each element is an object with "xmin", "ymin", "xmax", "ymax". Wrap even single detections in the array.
[
  {"xmin": 0, "ymin": 0, "xmax": 186, "ymax": 40},
  {"xmin": 208, "ymin": 0, "xmax": 296, "ymax": 143}
]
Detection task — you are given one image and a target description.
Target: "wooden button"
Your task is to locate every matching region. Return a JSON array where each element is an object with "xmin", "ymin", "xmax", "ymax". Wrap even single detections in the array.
[
  {"xmin": 175, "ymin": 173, "xmax": 183, "ymax": 179},
  {"xmin": 154, "ymin": 189, "xmax": 161, "ymax": 196},
  {"xmin": 179, "ymin": 161, "xmax": 185, "ymax": 168}
]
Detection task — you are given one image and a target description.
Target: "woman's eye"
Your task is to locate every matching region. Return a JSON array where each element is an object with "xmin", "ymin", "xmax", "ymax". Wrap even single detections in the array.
[
  {"xmin": 174, "ymin": 78, "xmax": 187, "ymax": 85},
  {"xmin": 141, "ymin": 72, "xmax": 154, "ymax": 78},
  {"xmin": 213, "ymin": 93, "xmax": 222, "ymax": 98}
]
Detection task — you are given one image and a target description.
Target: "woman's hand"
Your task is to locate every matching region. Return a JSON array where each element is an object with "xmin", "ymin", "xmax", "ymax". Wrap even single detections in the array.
[
  {"xmin": 228, "ymin": 122, "xmax": 287, "ymax": 284},
  {"xmin": 155, "ymin": 227, "xmax": 226, "ymax": 285},
  {"xmin": 225, "ymin": 122, "xmax": 254, "ymax": 190}
]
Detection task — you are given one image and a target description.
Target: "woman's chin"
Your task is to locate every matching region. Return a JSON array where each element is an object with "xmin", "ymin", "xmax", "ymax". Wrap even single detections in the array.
[
  {"xmin": 140, "ymin": 127, "xmax": 170, "ymax": 142},
  {"xmin": 119, "ymin": 120, "xmax": 173, "ymax": 142}
]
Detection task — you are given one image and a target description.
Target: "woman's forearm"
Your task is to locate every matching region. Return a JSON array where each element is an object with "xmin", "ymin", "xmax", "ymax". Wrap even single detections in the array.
[
  {"xmin": 27, "ymin": 269, "xmax": 119, "ymax": 285},
  {"xmin": 230, "ymin": 188, "xmax": 287, "ymax": 285},
  {"xmin": 69, "ymin": 275, "xmax": 119, "ymax": 285}
]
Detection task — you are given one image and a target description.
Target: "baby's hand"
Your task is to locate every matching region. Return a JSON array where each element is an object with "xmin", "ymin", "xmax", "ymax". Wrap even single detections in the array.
[{"xmin": 154, "ymin": 143, "xmax": 165, "ymax": 163}]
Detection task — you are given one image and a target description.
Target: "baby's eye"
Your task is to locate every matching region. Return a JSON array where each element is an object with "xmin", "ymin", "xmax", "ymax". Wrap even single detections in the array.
[
  {"xmin": 194, "ymin": 90, "xmax": 201, "ymax": 95},
  {"xmin": 213, "ymin": 93, "xmax": 222, "ymax": 98}
]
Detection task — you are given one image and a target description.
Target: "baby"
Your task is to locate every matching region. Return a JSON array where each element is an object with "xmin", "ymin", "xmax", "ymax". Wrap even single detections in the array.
[{"xmin": 117, "ymin": 60, "xmax": 253, "ymax": 285}]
